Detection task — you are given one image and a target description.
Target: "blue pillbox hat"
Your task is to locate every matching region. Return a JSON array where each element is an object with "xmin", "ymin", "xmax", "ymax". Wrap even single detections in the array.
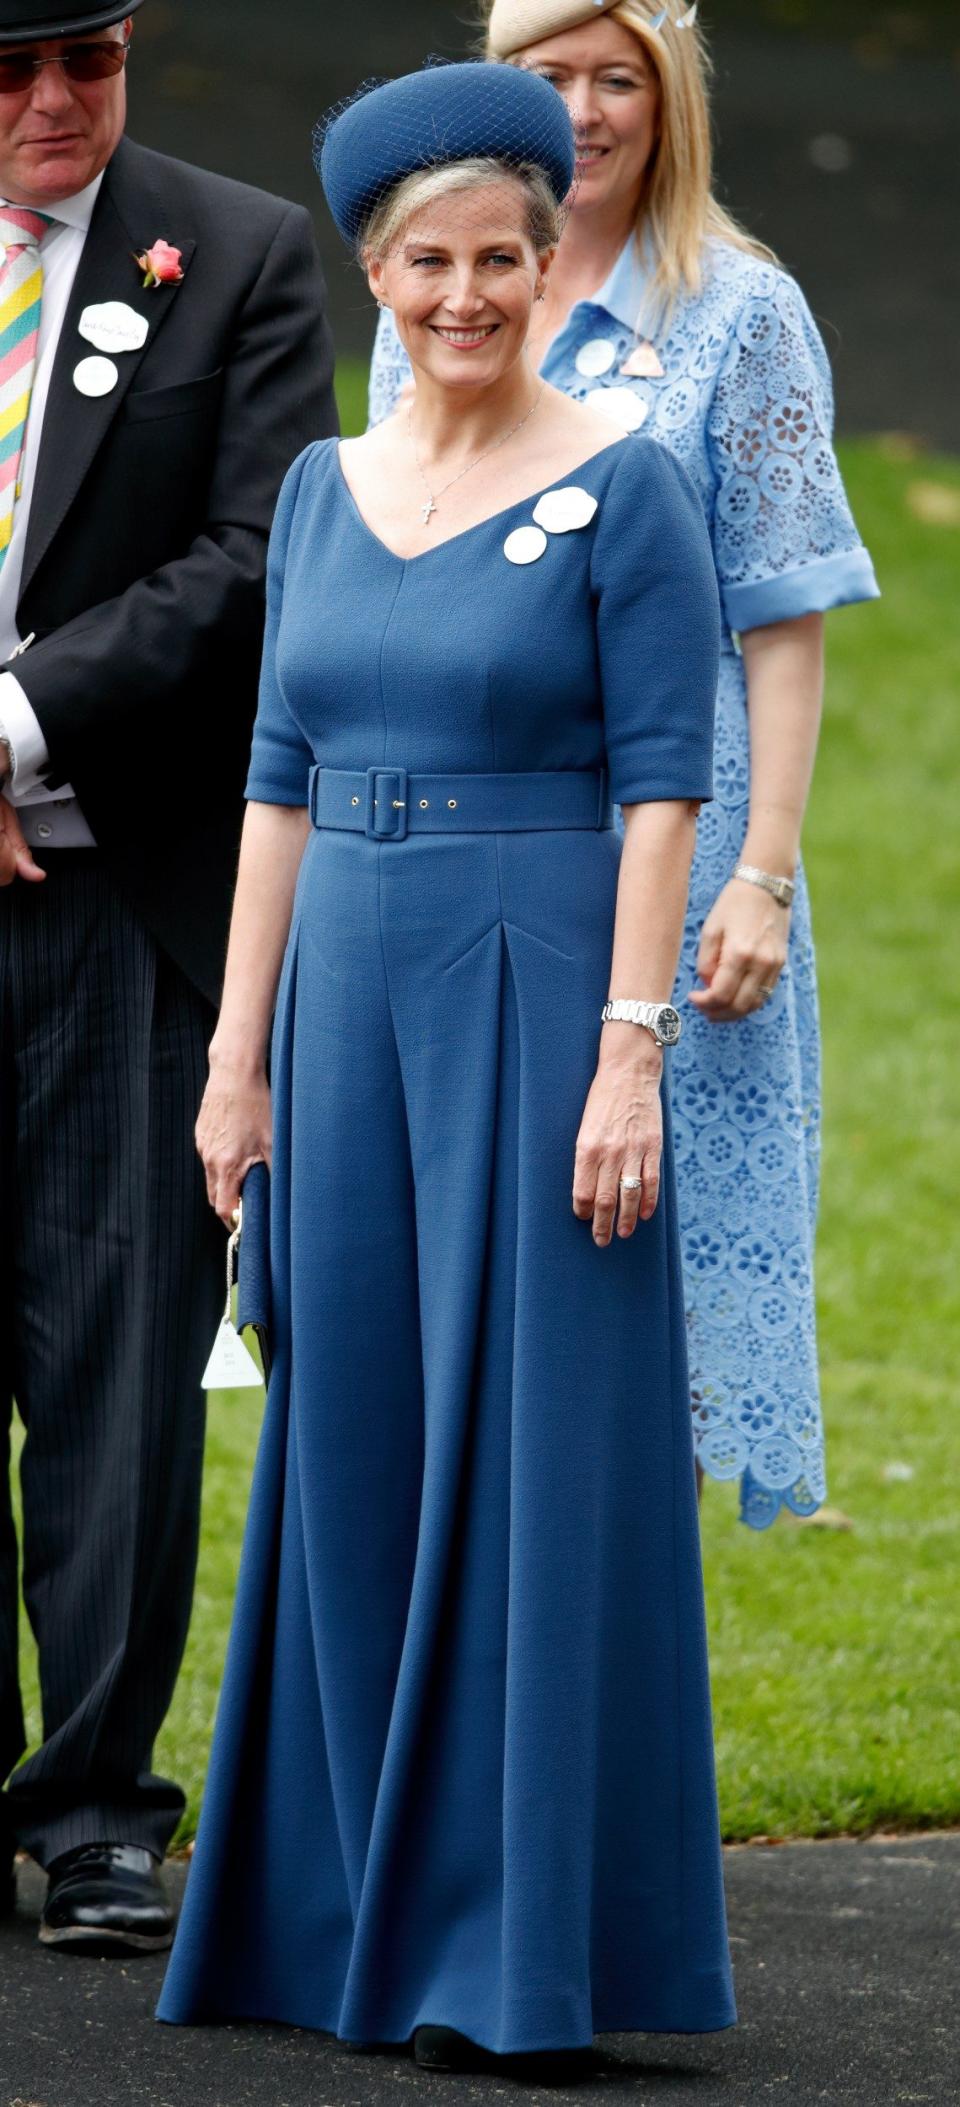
[{"xmin": 317, "ymin": 60, "xmax": 576, "ymax": 246}]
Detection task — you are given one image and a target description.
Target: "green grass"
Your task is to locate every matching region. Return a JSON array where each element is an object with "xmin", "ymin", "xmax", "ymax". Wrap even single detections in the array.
[
  {"xmin": 11, "ymin": 399, "xmax": 960, "ymax": 1843},
  {"xmin": 703, "ymin": 436, "xmax": 960, "ymax": 1836},
  {"xmin": 335, "ymin": 359, "xmax": 369, "ymax": 439}
]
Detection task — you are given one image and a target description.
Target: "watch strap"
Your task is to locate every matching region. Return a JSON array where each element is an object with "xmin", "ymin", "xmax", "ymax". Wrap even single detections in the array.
[
  {"xmin": 733, "ymin": 862, "xmax": 796, "ymax": 908},
  {"xmin": 601, "ymin": 998, "xmax": 681, "ymax": 1046},
  {"xmin": 602, "ymin": 999, "xmax": 660, "ymax": 1028}
]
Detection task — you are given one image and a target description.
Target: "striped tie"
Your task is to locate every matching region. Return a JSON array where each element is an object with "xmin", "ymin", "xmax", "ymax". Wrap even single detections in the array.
[{"xmin": 0, "ymin": 205, "xmax": 54, "ymax": 572}]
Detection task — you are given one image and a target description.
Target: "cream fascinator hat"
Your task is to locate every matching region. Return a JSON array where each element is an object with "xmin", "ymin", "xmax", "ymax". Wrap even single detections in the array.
[
  {"xmin": 488, "ymin": 0, "xmax": 621, "ymax": 59},
  {"xmin": 487, "ymin": 1, "xmax": 698, "ymax": 58}
]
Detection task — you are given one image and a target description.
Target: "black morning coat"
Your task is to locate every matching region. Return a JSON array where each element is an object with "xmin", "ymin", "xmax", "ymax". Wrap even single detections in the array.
[{"xmin": 13, "ymin": 133, "xmax": 339, "ymax": 1007}]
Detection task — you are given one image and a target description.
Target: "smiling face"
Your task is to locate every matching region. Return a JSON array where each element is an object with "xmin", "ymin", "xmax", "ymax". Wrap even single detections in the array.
[
  {"xmin": 0, "ymin": 19, "xmax": 131, "ymax": 207},
  {"xmin": 366, "ymin": 176, "xmax": 553, "ymax": 393},
  {"xmin": 518, "ymin": 17, "xmax": 660, "ymax": 224}
]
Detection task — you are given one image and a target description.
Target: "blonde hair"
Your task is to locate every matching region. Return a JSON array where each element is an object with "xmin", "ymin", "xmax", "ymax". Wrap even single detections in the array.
[
  {"xmin": 361, "ymin": 156, "xmax": 561, "ymax": 262},
  {"xmin": 483, "ymin": 0, "xmax": 774, "ymax": 326}
]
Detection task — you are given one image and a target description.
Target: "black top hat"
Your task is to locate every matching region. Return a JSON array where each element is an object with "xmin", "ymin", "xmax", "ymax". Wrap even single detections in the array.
[{"xmin": 0, "ymin": 0, "xmax": 144, "ymax": 42}]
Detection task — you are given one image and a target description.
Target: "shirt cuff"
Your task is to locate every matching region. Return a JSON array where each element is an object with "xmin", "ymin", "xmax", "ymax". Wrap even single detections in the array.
[
  {"xmin": 0, "ymin": 670, "xmax": 52, "ymax": 800},
  {"xmin": 722, "ymin": 547, "xmax": 881, "ymax": 634}
]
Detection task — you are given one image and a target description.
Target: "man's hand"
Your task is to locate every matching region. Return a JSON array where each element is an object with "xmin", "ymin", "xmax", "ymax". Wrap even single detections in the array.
[{"xmin": 0, "ymin": 794, "xmax": 46, "ymax": 886}]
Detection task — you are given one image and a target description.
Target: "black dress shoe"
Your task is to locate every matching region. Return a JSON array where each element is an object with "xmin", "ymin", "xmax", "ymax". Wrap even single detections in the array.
[
  {"xmin": 413, "ymin": 2026, "xmax": 594, "ymax": 2084},
  {"xmin": 40, "ymin": 1844, "xmax": 174, "ymax": 1955},
  {"xmin": 414, "ymin": 2027, "xmax": 488, "ymax": 2072}
]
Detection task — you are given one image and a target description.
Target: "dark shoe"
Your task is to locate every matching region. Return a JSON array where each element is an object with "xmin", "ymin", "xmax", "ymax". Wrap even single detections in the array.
[
  {"xmin": 414, "ymin": 2028, "xmax": 477, "ymax": 2071},
  {"xmin": 39, "ymin": 1844, "xmax": 174, "ymax": 1955},
  {"xmin": 0, "ymin": 1858, "xmax": 14, "ymax": 1917},
  {"xmin": 414, "ymin": 2026, "xmax": 593, "ymax": 2084}
]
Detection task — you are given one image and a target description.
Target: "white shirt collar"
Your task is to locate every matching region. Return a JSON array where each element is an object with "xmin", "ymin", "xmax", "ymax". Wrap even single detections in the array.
[{"xmin": 0, "ymin": 168, "xmax": 104, "ymax": 234}]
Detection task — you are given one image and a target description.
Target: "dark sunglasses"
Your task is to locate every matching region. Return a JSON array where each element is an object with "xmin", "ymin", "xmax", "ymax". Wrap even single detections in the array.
[{"xmin": 0, "ymin": 39, "xmax": 129, "ymax": 94}]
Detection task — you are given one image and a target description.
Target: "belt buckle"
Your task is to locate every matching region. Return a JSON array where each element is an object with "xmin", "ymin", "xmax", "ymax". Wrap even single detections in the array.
[{"xmin": 364, "ymin": 766, "xmax": 408, "ymax": 841}]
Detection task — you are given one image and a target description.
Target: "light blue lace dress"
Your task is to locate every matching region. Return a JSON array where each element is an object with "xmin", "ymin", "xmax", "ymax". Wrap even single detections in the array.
[{"xmin": 369, "ymin": 237, "xmax": 879, "ymax": 1528}]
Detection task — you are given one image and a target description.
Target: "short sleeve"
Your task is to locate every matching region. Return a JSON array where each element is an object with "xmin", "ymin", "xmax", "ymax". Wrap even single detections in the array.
[
  {"xmin": 245, "ymin": 448, "xmax": 315, "ymax": 806},
  {"xmin": 591, "ymin": 440, "xmax": 720, "ymax": 806},
  {"xmin": 367, "ymin": 307, "xmax": 413, "ymax": 429},
  {"xmin": 707, "ymin": 269, "xmax": 879, "ymax": 631}
]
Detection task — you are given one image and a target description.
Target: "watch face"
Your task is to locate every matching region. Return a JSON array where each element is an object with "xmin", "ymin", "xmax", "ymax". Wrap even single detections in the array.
[{"xmin": 656, "ymin": 1005, "xmax": 682, "ymax": 1044}]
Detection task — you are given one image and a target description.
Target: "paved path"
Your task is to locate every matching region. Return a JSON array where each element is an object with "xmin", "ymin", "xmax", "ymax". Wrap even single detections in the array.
[{"xmin": 1, "ymin": 1834, "xmax": 956, "ymax": 2105}]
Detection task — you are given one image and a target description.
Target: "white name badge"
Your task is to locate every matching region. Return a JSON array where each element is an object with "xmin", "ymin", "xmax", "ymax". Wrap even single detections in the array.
[
  {"xmin": 201, "ymin": 1317, "xmax": 263, "ymax": 1391},
  {"xmin": 504, "ymin": 525, "xmax": 548, "ymax": 566},
  {"xmin": 575, "ymin": 337, "xmax": 617, "ymax": 379},
  {"xmin": 74, "ymin": 354, "xmax": 119, "ymax": 397},
  {"xmin": 584, "ymin": 386, "xmax": 650, "ymax": 432},
  {"xmin": 532, "ymin": 486, "xmax": 598, "ymax": 535},
  {"xmin": 78, "ymin": 301, "xmax": 149, "ymax": 355}
]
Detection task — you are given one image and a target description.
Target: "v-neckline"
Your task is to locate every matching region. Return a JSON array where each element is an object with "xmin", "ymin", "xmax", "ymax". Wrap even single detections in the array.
[{"xmin": 334, "ymin": 438, "xmax": 629, "ymax": 567}]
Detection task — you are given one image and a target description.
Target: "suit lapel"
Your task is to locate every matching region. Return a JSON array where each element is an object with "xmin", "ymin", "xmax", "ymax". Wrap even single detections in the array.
[{"xmin": 20, "ymin": 139, "xmax": 196, "ymax": 601}]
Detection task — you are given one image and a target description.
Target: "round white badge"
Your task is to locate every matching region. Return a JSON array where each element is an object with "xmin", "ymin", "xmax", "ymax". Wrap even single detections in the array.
[
  {"xmin": 74, "ymin": 355, "xmax": 119, "ymax": 398},
  {"xmin": 532, "ymin": 486, "xmax": 599, "ymax": 535},
  {"xmin": 585, "ymin": 386, "xmax": 650, "ymax": 432},
  {"xmin": 575, "ymin": 338, "xmax": 618, "ymax": 379},
  {"xmin": 78, "ymin": 302, "xmax": 149, "ymax": 355},
  {"xmin": 504, "ymin": 525, "xmax": 548, "ymax": 566}
]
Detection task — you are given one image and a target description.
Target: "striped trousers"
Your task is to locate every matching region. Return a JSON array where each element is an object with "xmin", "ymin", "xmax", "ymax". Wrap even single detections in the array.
[{"xmin": 0, "ymin": 855, "xmax": 224, "ymax": 1866}]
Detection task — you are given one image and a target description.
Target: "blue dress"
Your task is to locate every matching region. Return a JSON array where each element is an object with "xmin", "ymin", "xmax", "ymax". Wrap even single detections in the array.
[
  {"xmin": 370, "ymin": 238, "xmax": 879, "ymax": 1528},
  {"xmin": 158, "ymin": 435, "xmax": 737, "ymax": 2049}
]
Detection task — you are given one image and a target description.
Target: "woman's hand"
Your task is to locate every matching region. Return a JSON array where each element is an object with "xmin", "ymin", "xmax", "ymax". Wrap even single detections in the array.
[
  {"xmin": 573, "ymin": 1029, "xmax": 664, "ymax": 1245},
  {"xmin": 689, "ymin": 877, "xmax": 790, "ymax": 1022},
  {"xmin": 196, "ymin": 1055, "xmax": 273, "ymax": 1227},
  {"xmin": 0, "ymin": 795, "xmax": 46, "ymax": 887}
]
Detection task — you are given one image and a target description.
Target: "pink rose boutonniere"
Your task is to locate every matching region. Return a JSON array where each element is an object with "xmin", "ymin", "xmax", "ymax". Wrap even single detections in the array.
[{"xmin": 135, "ymin": 238, "xmax": 184, "ymax": 291}]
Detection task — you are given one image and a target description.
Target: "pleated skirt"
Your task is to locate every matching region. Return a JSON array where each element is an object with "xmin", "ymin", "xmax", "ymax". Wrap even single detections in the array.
[{"xmin": 158, "ymin": 824, "xmax": 736, "ymax": 2050}]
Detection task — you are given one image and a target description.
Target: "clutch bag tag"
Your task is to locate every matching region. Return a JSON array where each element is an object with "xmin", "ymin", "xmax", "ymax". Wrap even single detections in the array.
[{"xmin": 202, "ymin": 1205, "xmax": 263, "ymax": 1390}]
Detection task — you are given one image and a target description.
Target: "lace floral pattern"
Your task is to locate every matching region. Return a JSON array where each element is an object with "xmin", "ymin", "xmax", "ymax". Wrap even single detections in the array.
[{"xmin": 368, "ymin": 241, "xmax": 877, "ymax": 1527}]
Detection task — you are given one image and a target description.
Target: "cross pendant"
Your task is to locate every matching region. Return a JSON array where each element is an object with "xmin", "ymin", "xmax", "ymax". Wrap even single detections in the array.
[{"xmin": 421, "ymin": 498, "xmax": 437, "ymax": 524}]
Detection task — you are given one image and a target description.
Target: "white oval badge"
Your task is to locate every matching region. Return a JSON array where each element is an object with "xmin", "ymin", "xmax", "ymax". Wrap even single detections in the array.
[
  {"xmin": 78, "ymin": 301, "xmax": 149, "ymax": 356},
  {"xmin": 504, "ymin": 525, "xmax": 548, "ymax": 566},
  {"xmin": 532, "ymin": 486, "xmax": 599, "ymax": 535},
  {"xmin": 74, "ymin": 355, "xmax": 120, "ymax": 398},
  {"xmin": 576, "ymin": 338, "xmax": 618, "ymax": 379},
  {"xmin": 585, "ymin": 386, "xmax": 649, "ymax": 432}
]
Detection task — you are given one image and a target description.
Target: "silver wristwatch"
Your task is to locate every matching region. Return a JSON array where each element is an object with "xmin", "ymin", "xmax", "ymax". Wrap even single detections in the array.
[
  {"xmin": 733, "ymin": 862, "xmax": 796, "ymax": 909},
  {"xmin": 601, "ymin": 998, "xmax": 682, "ymax": 1047}
]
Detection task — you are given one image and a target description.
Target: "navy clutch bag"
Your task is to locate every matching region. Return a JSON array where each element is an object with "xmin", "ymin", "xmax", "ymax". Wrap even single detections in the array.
[{"xmin": 237, "ymin": 1160, "xmax": 272, "ymax": 1383}]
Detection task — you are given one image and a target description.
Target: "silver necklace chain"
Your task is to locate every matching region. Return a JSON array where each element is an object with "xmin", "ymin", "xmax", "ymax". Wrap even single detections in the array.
[{"xmin": 408, "ymin": 387, "xmax": 545, "ymax": 526}]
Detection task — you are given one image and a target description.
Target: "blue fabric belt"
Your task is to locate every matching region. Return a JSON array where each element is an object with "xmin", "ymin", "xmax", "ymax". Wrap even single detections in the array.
[{"xmin": 308, "ymin": 765, "xmax": 612, "ymax": 841}]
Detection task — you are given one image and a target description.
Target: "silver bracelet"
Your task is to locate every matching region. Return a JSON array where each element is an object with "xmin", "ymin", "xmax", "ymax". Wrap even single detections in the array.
[{"xmin": 733, "ymin": 863, "xmax": 796, "ymax": 909}]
